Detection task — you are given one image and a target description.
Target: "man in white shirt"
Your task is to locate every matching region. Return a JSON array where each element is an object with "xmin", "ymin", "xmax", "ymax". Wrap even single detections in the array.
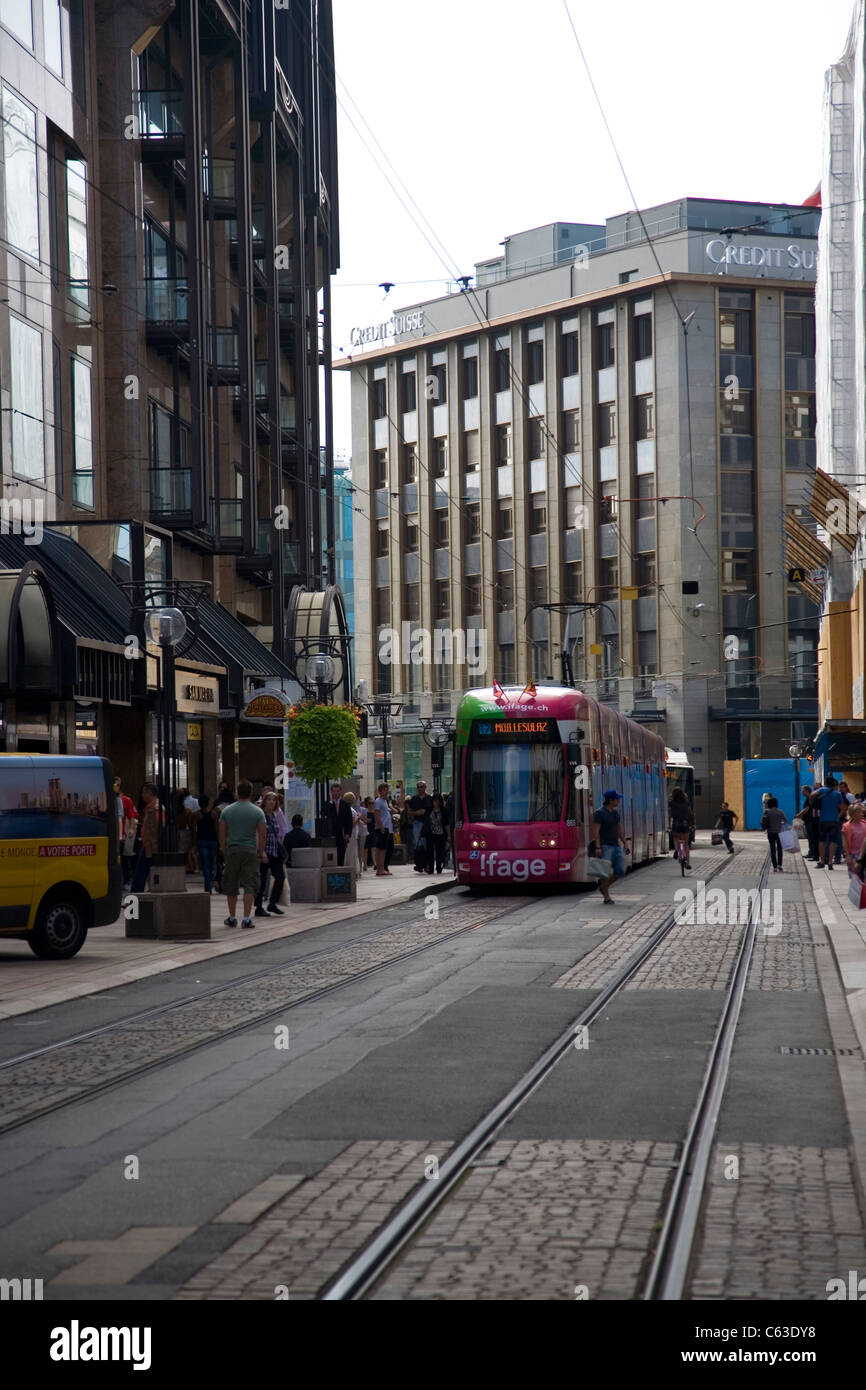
[{"xmin": 372, "ymin": 782, "xmax": 394, "ymax": 877}]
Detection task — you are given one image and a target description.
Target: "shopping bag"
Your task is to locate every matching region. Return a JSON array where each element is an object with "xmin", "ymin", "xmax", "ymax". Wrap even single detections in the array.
[
  {"xmin": 779, "ymin": 826, "xmax": 798, "ymax": 852},
  {"xmin": 792, "ymin": 817, "xmax": 807, "ymax": 839},
  {"xmin": 848, "ymin": 872, "xmax": 866, "ymax": 909},
  {"xmin": 711, "ymin": 831, "xmax": 724, "ymax": 846},
  {"xmin": 586, "ymin": 856, "xmax": 612, "ymax": 878}
]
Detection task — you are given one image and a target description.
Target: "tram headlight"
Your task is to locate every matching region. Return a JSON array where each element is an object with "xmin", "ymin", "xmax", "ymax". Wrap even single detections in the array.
[
  {"xmin": 471, "ymin": 837, "xmax": 487, "ymax": 849},
  {"xmin": 539, "ymin": 836, "xmax": 557, "ymax": 848}
]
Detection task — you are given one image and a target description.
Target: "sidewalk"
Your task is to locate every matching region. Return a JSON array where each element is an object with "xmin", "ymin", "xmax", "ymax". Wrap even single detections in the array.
[
  {"xmin": 802, "ymin": 850, "xmax": 866, "ymax": 1059},
  {"xmin": 0, "ymin": 863, "xmax": 455, "ymax": 1021}
]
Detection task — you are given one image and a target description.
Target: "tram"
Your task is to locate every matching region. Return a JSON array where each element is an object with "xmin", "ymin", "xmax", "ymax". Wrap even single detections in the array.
[
  {"xmin": 454, "ymin": 685, "xmax": 667, "ymax": 888},
  {"xmin": 663, "ymin": 748, "xmax": 695, "ymax": 805}
]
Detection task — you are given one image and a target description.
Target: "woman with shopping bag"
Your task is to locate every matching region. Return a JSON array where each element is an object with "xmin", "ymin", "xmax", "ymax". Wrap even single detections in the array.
[{"xmin": 762, "ymin": 797, "xmax": 793, "ymax": 872}]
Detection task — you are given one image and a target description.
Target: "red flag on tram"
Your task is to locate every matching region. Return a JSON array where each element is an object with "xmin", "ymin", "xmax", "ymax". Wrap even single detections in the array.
[
  {"xmin": 492, "ymin": 680, "xmax": 506, "ymax": 702},
  {"xmin": 521, "ymin": 678, "xmax": 537, "ymax": 700}
]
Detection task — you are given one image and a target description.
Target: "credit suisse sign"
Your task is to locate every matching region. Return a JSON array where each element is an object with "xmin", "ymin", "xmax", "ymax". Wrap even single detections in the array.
[
  {"xmin": 350, "ymin": 309, "xmax": 425, "ymax": 347},
  {"xmin": 705, "ymin": 239, "xmax": 816, "ymax": 271}
]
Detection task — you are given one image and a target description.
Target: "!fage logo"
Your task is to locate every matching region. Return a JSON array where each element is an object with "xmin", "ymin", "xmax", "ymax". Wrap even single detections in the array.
[{"xmin": 475, "ymin": 852, "xmax": 546, "ymax": 880}]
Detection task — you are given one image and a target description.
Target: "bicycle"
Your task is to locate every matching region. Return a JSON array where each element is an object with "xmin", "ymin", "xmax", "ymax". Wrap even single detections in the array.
[{"xmin": 672, "ymin": 830, "xmax": 691, "ymax": 875}]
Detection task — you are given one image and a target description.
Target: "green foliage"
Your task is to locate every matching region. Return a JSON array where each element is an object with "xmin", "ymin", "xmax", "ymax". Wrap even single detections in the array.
[{"xmin": 285, "ymin": 702, "xmax": 360, "ymax": 783}]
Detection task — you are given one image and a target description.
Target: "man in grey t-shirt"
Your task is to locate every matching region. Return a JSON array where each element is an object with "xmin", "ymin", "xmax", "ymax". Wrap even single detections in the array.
[
  {"xmin": 218, "ymin": 780, "xmax": 266, "ymax": 928},
  {"xmin": 372, "ymin": 782, "xmax": 394, "ymax": 877}
]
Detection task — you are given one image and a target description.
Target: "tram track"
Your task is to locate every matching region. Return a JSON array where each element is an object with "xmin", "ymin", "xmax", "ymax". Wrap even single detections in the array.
[
  {"xmin": 319, "ymin": 850, "xmax": 770, "ymax": 1300},
  {"xmin": 0, "ymin": 892, "xmax": 541, "ymax": 1136}
]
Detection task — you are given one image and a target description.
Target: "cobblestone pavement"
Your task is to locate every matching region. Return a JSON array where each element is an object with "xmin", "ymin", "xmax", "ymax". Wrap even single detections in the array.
[
  {"xmin": 690, "ymin": 1144, "xmax": 866, "ymax": 1299},
  {"xmin": 175, "ymin": 1141, "xmax": 450, "ymax": 1300},
  {"xmin": 0, "ymin": 899, "xmax": 528, "ymax": 1131},
  {"xmin": 748, "ymin": 905, "xmax": 820, "ymax": 992},
  {"xmin": 552, "ymin": 905, "xmax": 673, "ymax": 990}
]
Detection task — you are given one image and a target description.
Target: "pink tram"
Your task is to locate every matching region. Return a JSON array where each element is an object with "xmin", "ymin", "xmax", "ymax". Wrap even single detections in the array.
[{"xmin": 454, "ymin": 685, "xmax": 667, "ymax": 888}]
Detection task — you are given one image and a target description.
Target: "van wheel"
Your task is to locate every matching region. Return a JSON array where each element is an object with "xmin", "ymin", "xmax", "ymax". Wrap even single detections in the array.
[{"xmin": 28, "ymin": 894, "xmax": 89, "ymax": 960}]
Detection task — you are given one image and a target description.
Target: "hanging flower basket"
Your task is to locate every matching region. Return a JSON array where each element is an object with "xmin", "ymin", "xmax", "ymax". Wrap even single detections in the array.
[{"xmin": 285, "ymin": 702, "xmax": 361, "ymax": 784}]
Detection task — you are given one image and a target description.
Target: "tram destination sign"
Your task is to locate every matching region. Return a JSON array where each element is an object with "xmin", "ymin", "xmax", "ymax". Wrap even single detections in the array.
[{"xmin": 472, "ymin": 718, "xmax": 554, "ymax": 742}]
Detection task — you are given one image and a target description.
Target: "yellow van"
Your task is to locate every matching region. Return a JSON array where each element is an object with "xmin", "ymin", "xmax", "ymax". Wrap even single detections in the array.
[{"xmin": 0, "ymin": 755, "xmax": 123, "ymax": 959}]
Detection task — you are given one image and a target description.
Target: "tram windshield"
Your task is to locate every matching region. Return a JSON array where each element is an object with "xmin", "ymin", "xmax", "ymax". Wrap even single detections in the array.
[{"xmin": 465, "ymin": 741, "xmax": 564, "ymax": 823}]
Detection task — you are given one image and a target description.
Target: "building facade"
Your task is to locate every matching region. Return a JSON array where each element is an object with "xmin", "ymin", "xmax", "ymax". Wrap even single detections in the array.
[
  {"xmin": 342, "ymin": 199, "xmax": 822, "ymax": 820},
  {"xmin": 0, "ymin": 1, "xmax": 344, "ymax": 795}
]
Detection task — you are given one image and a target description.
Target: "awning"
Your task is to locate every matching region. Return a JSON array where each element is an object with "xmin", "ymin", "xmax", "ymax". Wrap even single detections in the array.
[
  {"xmin": 808, "ymin": 468, "xmax": 866, "ymax": 555},
  {"xmin": 783, "ymin": 514, "xmax": 829, "ymax": 604},
  {"xmin": 813, "ymin": 719, "xmax": 866, "ymax": 770}
]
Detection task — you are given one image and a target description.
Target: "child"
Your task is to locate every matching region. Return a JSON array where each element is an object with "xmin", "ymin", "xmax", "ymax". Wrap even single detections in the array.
[
  {"xmin": 760, "ymin": 796, "xmax": 789, "ymax": 873},
  {"xmin": 715, "ymin": 802, "xmax": 737, "ymax": 855}
]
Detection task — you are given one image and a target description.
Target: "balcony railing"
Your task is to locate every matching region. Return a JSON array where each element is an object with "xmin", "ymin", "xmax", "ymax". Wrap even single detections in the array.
[
  {"xmin": 150, "ymin": 467, "xmax": 192, "ymax": 516},
  {"xmin": 214, "ymin": 498, "xmax": 243, "ymax": 539},
  {"xmin": 145, "ymin": 278, "xmax": 189, "ymax": 323},
  {"xmin": 139, "ymin": 90, "xmax": 184, "ymax": 141},
  {"xmin": 203, "ymin": 155, "xmax": 235, "ymax": 201},
  {"xmin": 209, "ymin": 330, "xmax": 239, "ymax": 377},
  {"xmin": 242, "ymin": 521, "xmax": 301, "ymax": 575},
  {"xmin": 280, "ymin": 394, "xmax": 296, "ymax": 431}
]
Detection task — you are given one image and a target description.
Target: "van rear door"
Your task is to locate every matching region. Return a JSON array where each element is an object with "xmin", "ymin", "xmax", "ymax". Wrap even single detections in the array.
[{"xmin": 0, "ymin": 758, "xmax": 36, "ymax": 933}]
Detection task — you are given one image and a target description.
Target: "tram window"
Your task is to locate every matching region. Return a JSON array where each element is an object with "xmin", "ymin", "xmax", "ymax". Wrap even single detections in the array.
[{"xmin": 466, "ymin": 742, "xmax": 563, "ymax": 823}]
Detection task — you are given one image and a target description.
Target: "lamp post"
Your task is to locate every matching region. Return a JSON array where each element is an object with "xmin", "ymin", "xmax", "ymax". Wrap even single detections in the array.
[
  {"xmin": 362, "ymin": 697, "xmax": 404, "ymax": 788},
  {"xmin": 285, "ymin": 641, "xmax": 342, "ymax": 837},
  {"xmin": 421, "ymin": 717, "xmax": 455, "ymax": 796}
]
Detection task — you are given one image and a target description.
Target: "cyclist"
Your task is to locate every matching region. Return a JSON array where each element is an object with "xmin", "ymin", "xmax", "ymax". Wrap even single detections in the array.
[{"xmin": 669, "ymin": 786, "xmax": 694, "ymax": 870}]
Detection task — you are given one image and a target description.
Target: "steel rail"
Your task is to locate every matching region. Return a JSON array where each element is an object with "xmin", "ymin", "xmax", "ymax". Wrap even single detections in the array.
[
  {"xmin": 321, "ymin": 850, "xmax": 738, "ymax": 1300},
  {"xmin": 642, "ymin": 852, "xmax": 772, "ymax": 1299}
]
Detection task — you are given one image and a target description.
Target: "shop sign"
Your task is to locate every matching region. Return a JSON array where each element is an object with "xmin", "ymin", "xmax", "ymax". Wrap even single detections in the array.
[
  {"xmin": 349, "ymin": 309, "xmax": 425, "ymax": 347},
  {"xmin": 176, "ymin": 675, "xmax": 220, "ymax": 714},
  {"xmin": 705, "ymin": 239, "xmax": 816, "ymax": 271},
  {"xmin": 244, "ymin": 692, "xmax": 291, "ymax": 719},
  {"xmin": 187, "ymin": 723, "xmax": 202, "ymax": 742}
]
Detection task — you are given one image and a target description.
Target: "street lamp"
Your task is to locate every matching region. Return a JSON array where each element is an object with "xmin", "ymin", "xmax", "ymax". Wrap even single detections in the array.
[
  {"xmin": 361, "ymin": 697, "xmax": 404, "ymax": 787},
  {"xmin": 421, "ymin": 717, "xmax": 455, "ymax": 795}
]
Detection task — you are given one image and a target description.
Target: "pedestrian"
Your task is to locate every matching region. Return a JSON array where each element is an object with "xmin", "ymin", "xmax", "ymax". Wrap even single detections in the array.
[
  {"xmin": 323, "ymin": 782, "xmax": 354, "ymax": 866},
  {"xmin": 342, "ymin": 791, "xmax": 363, "ymax": 879},
  {"xmin": 195, "ymin": 794, "xmax": 219, "ymax": 893},
  {"xmin": 218, "ymin": 779, "xmax": 267, "ymax": 929},
  {"xmin": 283, "ymin": 813, "xmax": 311, "ymax": 867},
  {"xmin": 175, "ymin": 792, "xmax": 198, "ymax": 875},
  {"xmin": 183, "ymin": 788, "xmax": 200, "ymax": 814},
  {"xmin": 114, "ymin": 777, "xmax": 138, "ymax": 888},
  {"xmin": 843, "ymin": 802, "xmax": 866, "ymax": 870},
  {"xmin": 130, "ymin": 783, "xmax": 161, "ymax": 892},
  {"xmin": 714, "ymin": 801, "xmax": 737, "ymax": 855},
  {"xmin": 812, "ymin": 776, "xmax": 844, "ymax": 870},
  {"xmin": 835, "ymin": 782, "xmax": 854, "ymax": 864},
  {"xmin": 372, "ymin": 782, "xmax": 394, "ymax": 877},
  {"xmin": 591, "ymin": 790, "xmax": 630, "ymax": 904},
  {"xmin": 362, "ymin": 797, "xmax": 375, "ymax": 868},
  {"xmin": 800, "ymin": 785, "xmax": 818, "ymax": 861},
  {"xmin": 215, "ymin": 781, "xmax": 235, "ymax": 807},
  {"xmin": 668, "ymin": 787, "xmax": 694, "ymax": 870},
  {"xmin": 254, "ymin": 791, "xmax": 288, "ymax": 917},
  {"xmin": 761, "ymin": 795, "xmax": 789, "ymax": 872},
  {"xmin": 422, "ymin": 792, "xmax": 449, "ymax": 874},
  {"xmin": 409, "ymin": 781, "xmax": 433, "ymax": 872}
]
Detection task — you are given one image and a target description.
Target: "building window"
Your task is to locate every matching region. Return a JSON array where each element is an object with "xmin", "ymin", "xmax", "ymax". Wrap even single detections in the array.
[
  {"xmin": 596, "ymin": 322, "xmax": 615, "ymax": 368},
  {"xmin": 532, "ymin": 642, "xmax": 549, "ymax": 678},
  {"xmin": 599, "ymin": 557, "xmax": 618, "ymax": 591},
  {"xmin": 495, "ymin": 424, "xmax": 512, "ymax": 465},
  {"xmin": 497, "ymin": 571, "xmax": 514, "ymax": 611},
  {"xmin": 464, "ymin": 430, "xmax": 480, "ymax": 471},
  {"xmin": 66, "ymin": 158, "xmax": 89, "ymax": 307},
  {"xmin": 52, "ymin": 339, "xmax": 63, "ymax": 497},
  {"xmin": 719, "ymin": 392, "xmax": 753, "ymax": 434},
  {"xmin": 429, "ymin": 362, "xmax": 447, "ymax": 405},
  {"xmin": 435, "ymin": 512, "xmax": 449, "ymax": 547},
  {"xmin": 401, "ymin": 370, "xmax": 417, "ymax": 413},
  {"xmin": 530, "ymin": 568, "xmax": 547, "ymax": 603},
  {"xmin": 461, "ymin": 354, "xmax": 479, "ymax": 399},
  {"xmin": 497, "ymin": 501, "xmax": 513, "ymax": 538},
  {"xmin": 493, "ymin": 341, "xmax": 510, "ymax": 392},
  {"xmin": 785, "ymin": 392, "xmax": 815, "ymax": 438},
  {"xmin": 721, "ymin": 550, "xmax": 755, "ymax": 590},
  {"xmin": 564, "ymin": 562, "xmax": 583, "ymax": 603},
  {"xmin": 719, "ymin": 302, "xmax": 753, "ymax": 354},
  {"xmin": 526, "ymin": 337, "xmax": 544, "ymax": 385},
  {"xmin": 43, "ymin": 0, "xmax": 62, "ymax": 72},
  {"xmin": 372, "ymin": 377, "xmax": 387, "ymax": 419},
  {"xmin": 633, "ymin": 314, "xmax": 652, "ymax": 360},
  {"xmin": 561, "ymin": 328, "xmax": 579, "ymax": 377},
  {"xmin": 373, "ymin": 449, "xmax": 388, "ymax": 487},
  {"xmin": 466, "ymin": 576, "xmax": 482, "ymax": 613},
  {"xmin": 636, "ymin": 632, "xmax": 657, "ymax": 676},
  {"xmin": 376, "ymin": 624, "xmax": 391, "ymax": 694},
  {"xmin": 564, "ymin": 486, "xmax": 582, "ymax": 530},
  {"xmin": 531, "ymin": 501, "xmax": 547, "ymax": 535},
  {"xmin": 433, "ymin": 438, "xmax": 448, "ymax": 477},
  {"xmin": 598, "ymin": 402, "xmax": 616, "ymax": 446},
  {"xmin": 1, "ymin": 0, "xmax": 33, "ymax": 48},
  {"xmin": 636, "ymin": 554, "xmax": 656, "ymax": 590},
  {"xmin": 498, "ymin": 644, "xmax": 515, "ymax": 682},
  {"xmin": 376, "ymin": 523, "xmax": 389, "ymax": 557},
  {"xmin": 404, "ymin": 516, "xmax": 420, "ymax": 552},
  {"xmin": 634, "ymin": 473, "xmax": 654, "ymax": 517},
  {"xmin": 635, "ymin": 395, "xmax": 654, "ymax": 439},
  {"xmin": 434, "ymin": 580, "xmax": 450, "ymax": 618},
  {"xmin": 2, "ymin": 85, "xmax": 39, "ymax": 260},
  {"xmin": 785, "ymin": 304, "xmax": 816, "ymax": 357},
  {"xmin": 71, "ymin": 356, "xmax": 93, "ymax": 507},
  {"xmin": 465, "ymin": 504, "xmax": 481, "ymax": 542},
  {"xmin": 10, "ymin": 316, "xmax": 44, "ymax": 480},
  {"xmin": 527, "ymin": 417, "xmax": 545, "ymax": 460},
  {"xmin": 562, "ymin": 409, "xmax": 580, "ymax": 453},
  {"xmin": 400, "ymin": 443, "xmax": 418, "ymax": 482},
  {"xmin": 405, "ymin": 584, "xmax": 420, "ymax": 622}
]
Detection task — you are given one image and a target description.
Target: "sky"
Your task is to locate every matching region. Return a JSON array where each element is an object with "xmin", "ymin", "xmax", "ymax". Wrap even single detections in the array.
[{"xmin": 328, "ymin": 0, "xmax": 856, "ymax": 456}]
